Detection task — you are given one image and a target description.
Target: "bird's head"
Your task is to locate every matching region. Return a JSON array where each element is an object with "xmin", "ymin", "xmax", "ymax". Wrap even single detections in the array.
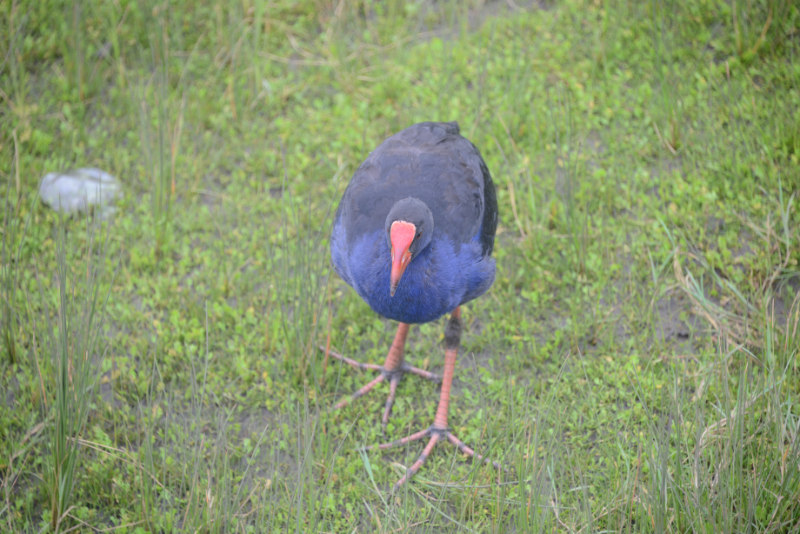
[{"xmin": 385, "ymin": 197, "xmax": 434, "ymax": 297}]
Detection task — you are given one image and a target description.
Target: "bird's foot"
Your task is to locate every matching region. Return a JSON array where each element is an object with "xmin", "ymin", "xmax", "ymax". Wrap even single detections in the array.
[
  {"xmin": 322, "ymin": 346, "xmax": 441, "ymax": 427},
  {"xmin": 365, "ymin": 424, "xmax": 504, "ymax": 489}
]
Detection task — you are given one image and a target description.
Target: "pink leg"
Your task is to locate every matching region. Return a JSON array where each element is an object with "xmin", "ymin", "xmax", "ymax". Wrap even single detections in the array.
[
  {"xmin": 365, "ymin": 308, "xmax": 504, "ymax": 488},
  {"xmin": 324, "ymin": 322, "xmax": 441, "ymax": 427}
]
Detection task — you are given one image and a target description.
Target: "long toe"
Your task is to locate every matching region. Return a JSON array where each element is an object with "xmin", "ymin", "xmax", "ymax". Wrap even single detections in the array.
[
  {"xmin": 334, "ymin": 373, "xmax": 385, "ymax": 410},
  {"xmin": 323, "ymin": 345, "xmax": 440, "ymax": 424},
  {"xmin": 365, "ymin": 425, "xmax": 504, "ymax": 488},
  {"xmin": 381, "ymin": 374, "xmax": 401, "ymax": 428}
]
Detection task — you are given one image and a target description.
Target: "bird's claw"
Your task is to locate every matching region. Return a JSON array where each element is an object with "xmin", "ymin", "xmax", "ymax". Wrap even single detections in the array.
[
  {"xmin": 363, "ymin": 424, "xmax": 505, "ymax": 489},
  {"xmin": 322, "ymin": 345, "xmax": 440, "ymax": 427}
]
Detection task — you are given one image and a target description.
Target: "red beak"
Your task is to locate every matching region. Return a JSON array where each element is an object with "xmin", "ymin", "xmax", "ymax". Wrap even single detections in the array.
[{"xmin": 389, "ymin": 221, "xmax": 416, "ymax": 297}]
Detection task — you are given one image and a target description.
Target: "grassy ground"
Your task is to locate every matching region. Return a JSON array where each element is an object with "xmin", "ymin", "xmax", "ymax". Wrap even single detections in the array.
[{"xmin": 1, "ymin": 0, "xmax": 799, "ymax": 531}]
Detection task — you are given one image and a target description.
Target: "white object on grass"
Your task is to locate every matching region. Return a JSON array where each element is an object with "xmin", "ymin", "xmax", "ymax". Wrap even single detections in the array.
[{"xmin": 39, "ymin": 168, "xmax": 121, "ymax": 217}]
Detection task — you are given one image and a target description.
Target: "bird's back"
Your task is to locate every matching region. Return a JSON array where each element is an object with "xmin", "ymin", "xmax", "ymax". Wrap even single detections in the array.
[
  {"xmin": 331, "ymin": 122, "xmax": 498, "ymax": 323},
  {"xmin": 335, "ymin": 122, "xmax": 497, "ymax": 256}
]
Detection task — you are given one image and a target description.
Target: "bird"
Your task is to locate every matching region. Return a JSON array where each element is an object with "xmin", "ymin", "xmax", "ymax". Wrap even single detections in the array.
[{"xmin": 326, "ymin": 121, "xmax": 501, "ymax": 487}]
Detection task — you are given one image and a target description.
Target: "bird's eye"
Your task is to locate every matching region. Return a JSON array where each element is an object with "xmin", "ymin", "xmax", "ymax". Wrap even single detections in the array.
[{"xmin": 416, "ymin": 232, "xmax": 421, "ymax": 239}]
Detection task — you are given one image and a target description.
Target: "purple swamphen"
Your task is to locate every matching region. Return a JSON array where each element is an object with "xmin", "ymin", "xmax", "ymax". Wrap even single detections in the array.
[{"xmin": 327, "ymin": 121, "xmax": 501, "ymax": 487}]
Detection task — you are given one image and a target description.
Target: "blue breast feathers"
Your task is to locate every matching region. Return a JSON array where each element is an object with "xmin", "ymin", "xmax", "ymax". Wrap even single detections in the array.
[{"xmin": 332, "ymin": 228, "xmax": 495, "ymax": 324}]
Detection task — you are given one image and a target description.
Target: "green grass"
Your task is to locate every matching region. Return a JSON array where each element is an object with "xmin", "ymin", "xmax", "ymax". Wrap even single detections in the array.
[{"xmin": 1, "ymin": 0, "xmax": 799, "ymax": 531}]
